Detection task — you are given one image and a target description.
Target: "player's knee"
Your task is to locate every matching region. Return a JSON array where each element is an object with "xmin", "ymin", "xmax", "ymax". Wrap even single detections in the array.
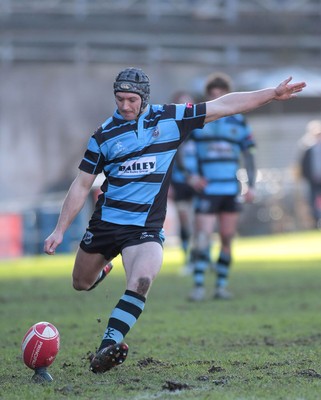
[
  {"xmin": 72, "ymin": 281, "xmax": 84, "ymax": 291},
  {"xmin": 195, "ymin": 231, "xmax": 210, "ymax": 249},
  {"xmin": 72, "ymin": 276, "xmax": 89, "ymax": 291}
]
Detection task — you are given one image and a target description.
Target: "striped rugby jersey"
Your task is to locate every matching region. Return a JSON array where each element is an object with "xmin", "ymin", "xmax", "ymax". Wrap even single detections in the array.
[
  {"xmin": 79, "ymin": 103, "xmax": 206, "ymax": 227},
  {"xmin": 171, "ymin": 138, "xmax": 198, "ymax": 185},
  {"xmin": 191, "ymin": 114, "xmax": 255, "ymax": 195}
]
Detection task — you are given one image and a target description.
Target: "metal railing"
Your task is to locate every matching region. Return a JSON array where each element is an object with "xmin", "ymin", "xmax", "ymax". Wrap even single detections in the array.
[{"xmin": 1, "ymin": 0, "xmax": 321, "ymax": 17}]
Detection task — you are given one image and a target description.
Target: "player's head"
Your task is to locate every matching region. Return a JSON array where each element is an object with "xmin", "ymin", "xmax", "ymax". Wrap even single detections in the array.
[
  {"xmin": 114, "ymin": 67, "xmax": 150, "ymax": 118},
  {"xmin": 205, "ymin": 72, "xmax": 233, "ymax": 100},
  {"xmin": 305, "ymin": 120, "xmax": 321, "ymax": 143},
  {"xmin": 306, "ymin": 120, "xmax": 321, "ymax": 136},
  {"xmin": 171, "ymin": 90, "xmax": 194, "ymax": 104}
]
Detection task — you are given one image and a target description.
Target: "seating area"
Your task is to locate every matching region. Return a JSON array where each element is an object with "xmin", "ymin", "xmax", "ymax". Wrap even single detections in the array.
[{"xmin": 1, "ymin": 0, "xmax": 320, "ymax": 67}]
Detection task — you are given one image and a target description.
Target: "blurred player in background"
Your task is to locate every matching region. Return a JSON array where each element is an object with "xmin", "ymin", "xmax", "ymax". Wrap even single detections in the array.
[
  {"xmin": 187, "ymin": 72, "xmax": 257, "ymax": 301},
  {"xmin": 169, "ymin": 91, "xmax": 198, "ymax": 274},
  {"xmin": 299, "ymin": 120, "xmax": 321, "ymax": 229},
  {"xmin": 44, "ymin": 67, "xmax": 306, "ymax": 372}
]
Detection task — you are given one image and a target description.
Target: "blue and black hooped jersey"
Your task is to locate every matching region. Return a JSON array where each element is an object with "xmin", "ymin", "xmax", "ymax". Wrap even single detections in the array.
[
  {"xmin": 79, "ymin": 103, "xmax": 206, "ymax": 227},
  {"xmin": 191, "ymin": 114, "xmax": 255, "ymax": 195},
  {"xmin": 171, "ymin": 139, "xmax": 198, "ymax": 185}
]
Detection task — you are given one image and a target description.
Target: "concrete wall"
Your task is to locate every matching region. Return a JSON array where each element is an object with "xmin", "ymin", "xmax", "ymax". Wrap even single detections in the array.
[
  {"xmin": 0, "ymin": 64, "xmax": 318, "ymax": 226},
  {"xmin": 0, "ymin": 63, "xmax": 209, "ymax": 206}
]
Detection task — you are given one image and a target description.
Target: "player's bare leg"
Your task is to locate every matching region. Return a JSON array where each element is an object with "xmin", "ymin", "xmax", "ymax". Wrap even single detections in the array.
[
  {"xmin": 188, "ymin": 213, "xmax": 216, "ymax": 301},
  {"xmin": 176, "ymin": 200, "xmax": 194, "ymax": 274},
  {"xmin": 122, "ymin": 241, "xmax": 163, "ymax": 296},
  {"xmin": 214, "ymin": 212, "xmax": 239, "ymax": 299}
]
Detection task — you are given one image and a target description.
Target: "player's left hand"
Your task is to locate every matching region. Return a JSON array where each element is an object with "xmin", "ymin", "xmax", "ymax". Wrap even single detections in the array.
[
  {"xmin": 187, "ymin": 174, "xmax": 207, "ymax": 192},
  {"xmin": 274, "ymin": 77, "xmax": 306, "ymax": 100}
]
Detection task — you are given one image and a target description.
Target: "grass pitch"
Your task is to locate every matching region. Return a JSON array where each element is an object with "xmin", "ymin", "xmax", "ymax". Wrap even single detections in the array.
[{"xmin": 1, "ymin": 231, "xmax": 321, "ymax": 399}]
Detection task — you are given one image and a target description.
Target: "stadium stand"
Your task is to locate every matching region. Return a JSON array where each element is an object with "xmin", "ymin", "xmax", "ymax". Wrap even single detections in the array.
[
  {"xmin": 1, "ymin": 0, "xmax": 320, "ymax": 257},
  {"xmin": 1, "ymin": 0, "xmax": 321, "ymax": 66}
]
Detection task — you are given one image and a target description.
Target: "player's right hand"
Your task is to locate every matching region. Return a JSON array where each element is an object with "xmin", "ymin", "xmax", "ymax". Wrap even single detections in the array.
[{"xmin": 44, "ymin": 231, "xmax": 63, "ymax": 255}]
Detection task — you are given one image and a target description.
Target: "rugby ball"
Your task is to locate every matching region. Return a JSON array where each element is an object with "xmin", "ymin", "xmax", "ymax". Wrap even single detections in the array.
[{"xmin": 21, "ymin": 321, "xmax": 60, "ymax": 370}]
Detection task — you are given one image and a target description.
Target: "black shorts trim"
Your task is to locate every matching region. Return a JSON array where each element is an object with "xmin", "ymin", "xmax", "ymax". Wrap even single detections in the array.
[{"xmin": 194, "ymin": 194, "xmax": 242, "ymax": 214}]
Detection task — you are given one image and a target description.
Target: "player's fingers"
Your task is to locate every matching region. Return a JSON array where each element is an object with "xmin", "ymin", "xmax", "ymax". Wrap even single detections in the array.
[
  {"xmin": 293, "ymin": 82, "xmax": 306, "ymax": 91},
  {"xmin": 44, "ymin": 239, "xmax": 56, "ymax": 255},
  {"xmin": 47, "ymin": 247, "xmax": 56, "ymax": 255},
  {"xmin": 283, "ymin": 76, "xmax": 292, "ymax": 85}
]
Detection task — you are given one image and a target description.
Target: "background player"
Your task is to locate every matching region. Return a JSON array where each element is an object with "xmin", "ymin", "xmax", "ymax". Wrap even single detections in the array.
[
  {"xmin": 299, "ymin": 120, "xmax": 321, "ymax": 229},
  {"xmin": 187, "ymin": 72, "xmax": 257, "ymax": 301}
]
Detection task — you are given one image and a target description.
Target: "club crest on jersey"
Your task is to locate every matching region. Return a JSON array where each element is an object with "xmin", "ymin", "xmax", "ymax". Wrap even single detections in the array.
[
  {"xmin": 152, "ymin": 127, "xmax": 160, "ymax": 137},
  {"xmin": 111, "ymin": 140, "xmax": 126, "ymax": 157},
  {"xmin": 118, "ymin": 156, "xmax": 156, "ymax": 175}
]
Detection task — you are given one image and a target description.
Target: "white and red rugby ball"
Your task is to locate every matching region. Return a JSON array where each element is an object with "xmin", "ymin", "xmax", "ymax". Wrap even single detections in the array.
[{"xmin": 21, "ymin": 321, "xmax": 60, "ymax": 370}]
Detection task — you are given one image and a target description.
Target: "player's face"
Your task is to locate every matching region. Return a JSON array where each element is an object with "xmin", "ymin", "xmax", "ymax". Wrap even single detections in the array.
[
  {"xmin": 207, "ymin": 87, "xmax": 228, "ymax": 101},
  {"xmin": 115, "ymin": 92, "xmax": 142, "ymax": 120}
]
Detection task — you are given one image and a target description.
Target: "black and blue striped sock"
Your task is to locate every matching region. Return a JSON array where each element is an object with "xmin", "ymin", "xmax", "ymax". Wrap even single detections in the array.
[
  {"xmin": 215, "ymin": 251, "xmax": 231, "ymax": 288},
  {"xmin": 192, "ymin": 247, "xmax": 210, "ymax": 287},
  {"xmin": 98, "ymin": 290, "xmax": 145, "ymax": 351}
]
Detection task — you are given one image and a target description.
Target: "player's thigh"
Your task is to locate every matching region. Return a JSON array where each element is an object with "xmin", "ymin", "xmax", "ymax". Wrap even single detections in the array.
[
  {"xmin": 177, "ymin": 200, "xmax": 194, "ymax": 226},
  {"xmin": 72, "ymin": 247, "xmax": 107, "ymax": 287},
  {"xmin": 122, "ymin": 241, "xmax": 163, "ymax": 288}
]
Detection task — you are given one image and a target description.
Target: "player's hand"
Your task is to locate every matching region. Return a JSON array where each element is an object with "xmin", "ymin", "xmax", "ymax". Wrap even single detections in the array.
[
  {"xmin": 243, "ymin": 187, "xmax": 256, "ymax": 203},
  {"xmin": 187, "ymin": 175, "xmax": 207, "ymax": 192},
  {"xmin": 44, "ymin": 231, "xmax": 63, "ymax": 255},
  {"xmin": 274, "ymin": 77, "xmax": 306, "ymax": 100}
]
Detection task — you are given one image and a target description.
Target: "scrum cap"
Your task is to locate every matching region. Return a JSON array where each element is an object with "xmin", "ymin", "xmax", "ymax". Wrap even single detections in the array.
[{"xmin": 114, "ymin": 67, "xmax": 150, "ymax": 111}]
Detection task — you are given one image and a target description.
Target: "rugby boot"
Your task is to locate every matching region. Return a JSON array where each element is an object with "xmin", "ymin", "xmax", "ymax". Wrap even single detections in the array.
[
  {"xmin": 90, "ymin": 342, "xmax": 129, "ymax": 373},
  {"xmin": 187, "ymin": 286, "xmax": 205, "ymax": 302},
  {"xmin": 213, "ymin": 286, "xmax": 233, "ymax": 300}
]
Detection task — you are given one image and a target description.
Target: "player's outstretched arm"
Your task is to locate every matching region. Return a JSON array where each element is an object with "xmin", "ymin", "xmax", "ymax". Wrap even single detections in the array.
[
  {"xmin": 204, "ymin": 77, "xmax": 306, "ymax": 123},
  {"xmin": 44, "ymin": 170, "xmax": 97, "ymax": 255}
]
